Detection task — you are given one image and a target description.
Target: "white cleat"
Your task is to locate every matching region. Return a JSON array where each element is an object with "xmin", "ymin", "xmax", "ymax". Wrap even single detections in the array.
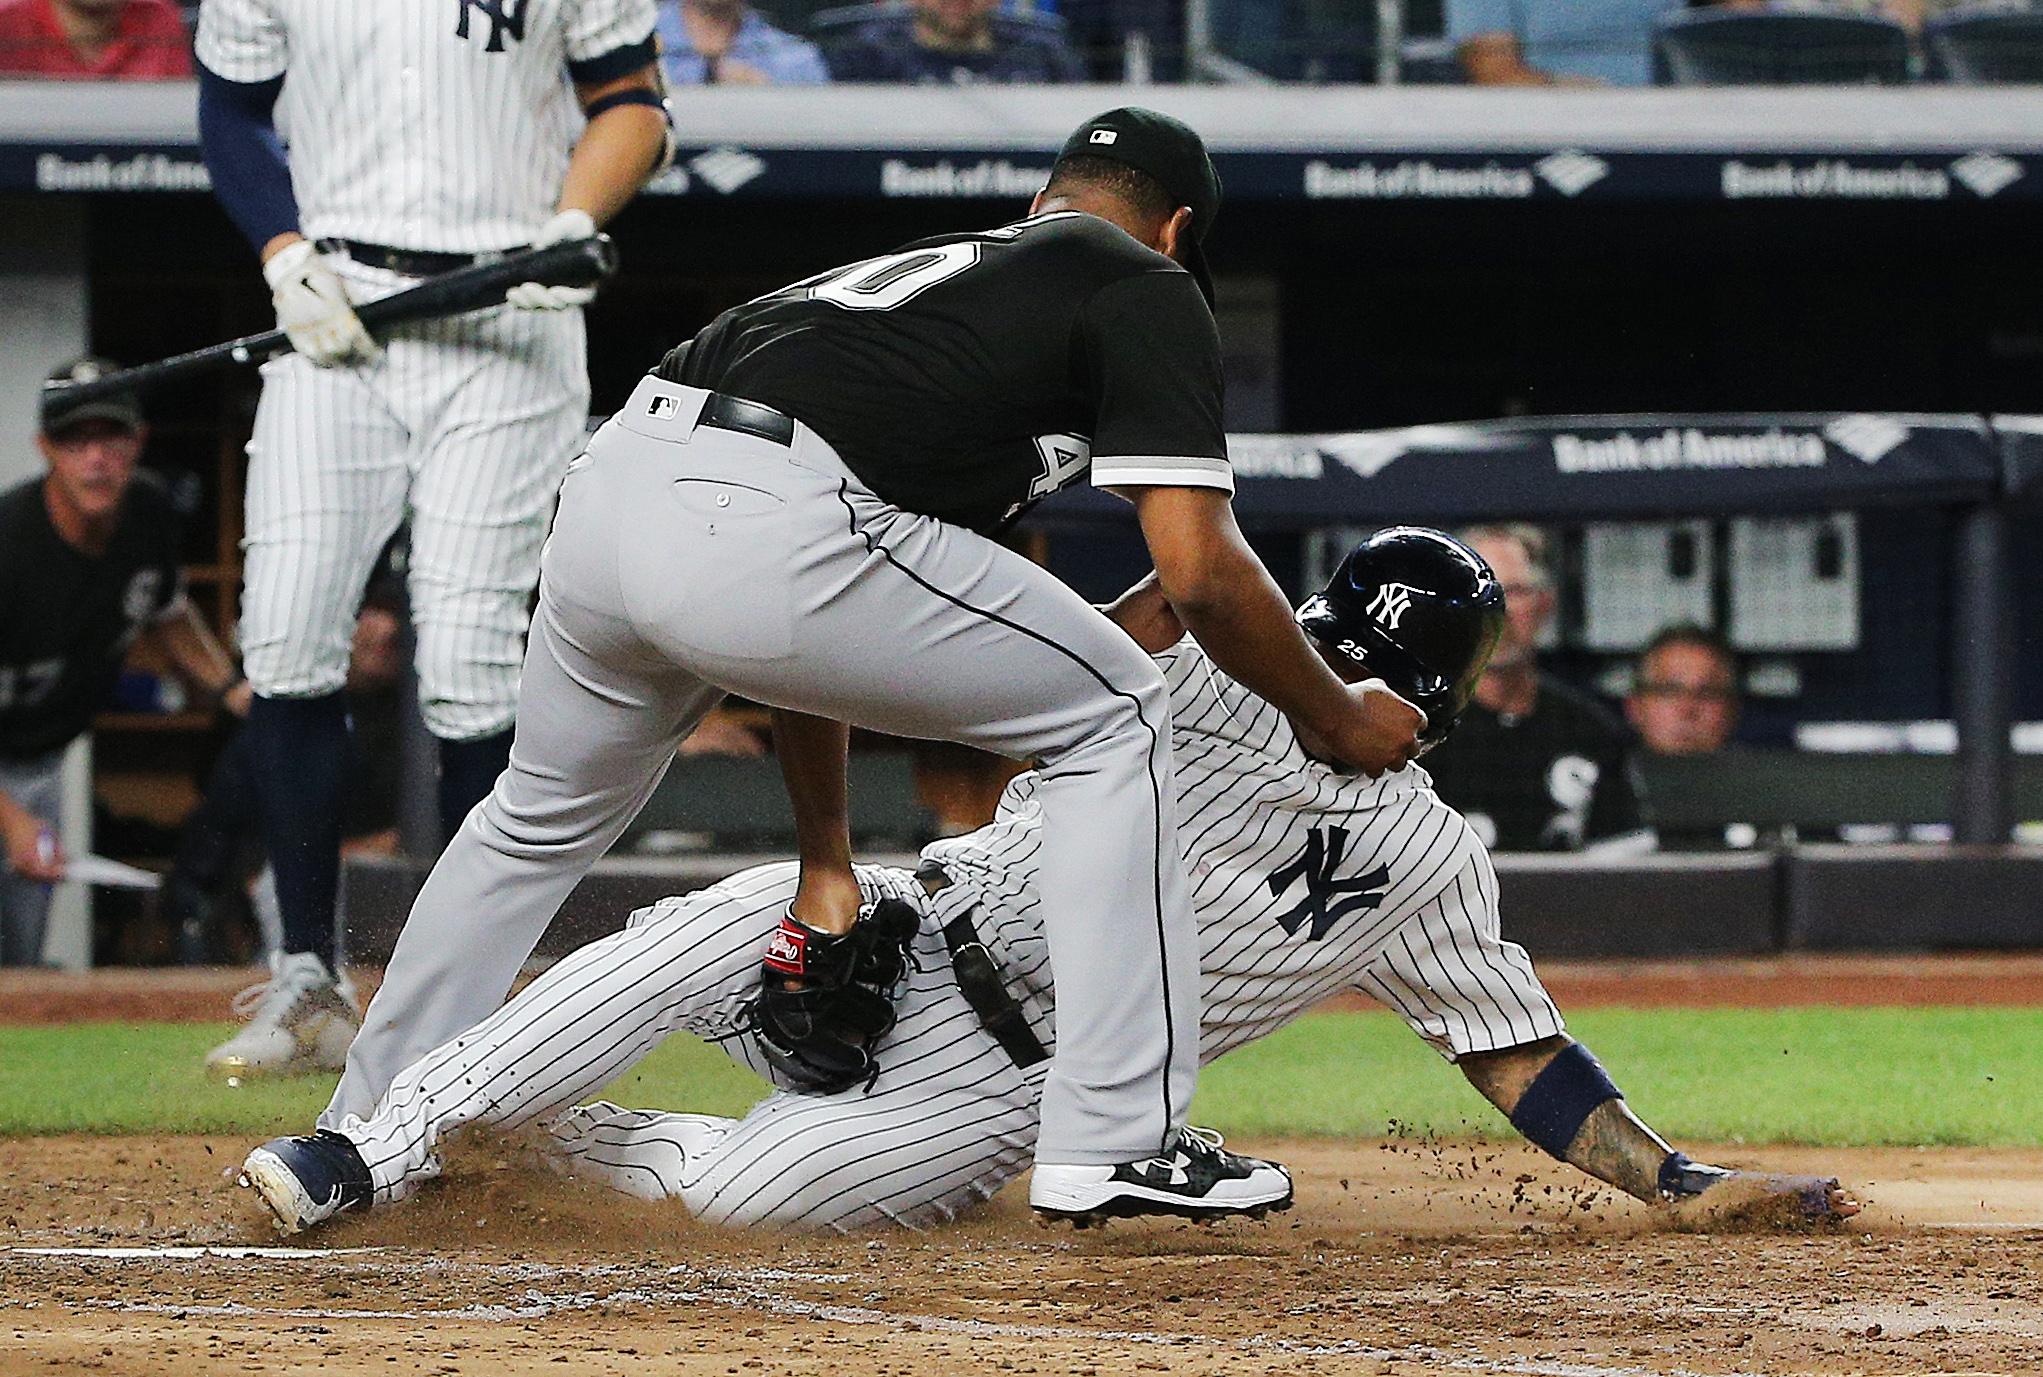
[
  {"xmin": 541, "ymin": 1100, "xmax": 733, "ymax": 1201},
  {"xmin": 206, "ymin": 952, "xmax": 361, "ymax": 1080},
  {"xmin": 1030, "ymin": 1126, "xmax": 1294, "ymax": 1227}
]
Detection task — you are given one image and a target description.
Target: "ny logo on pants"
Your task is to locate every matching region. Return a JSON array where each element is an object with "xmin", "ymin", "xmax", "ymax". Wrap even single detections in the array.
[
  {"xmin": 456, "ymin": 0, "xmax": 528, "ymax": 51},
  {"xmin": 1266, "ymin": 825, "xmax": 1390, "ymax": 942}
]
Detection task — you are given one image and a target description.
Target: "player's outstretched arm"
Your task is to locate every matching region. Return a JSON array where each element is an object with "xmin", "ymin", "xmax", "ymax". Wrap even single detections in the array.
[{"xmin": 1458, "ymin": 1035, "xmax": 1860, "ymax": 1223}]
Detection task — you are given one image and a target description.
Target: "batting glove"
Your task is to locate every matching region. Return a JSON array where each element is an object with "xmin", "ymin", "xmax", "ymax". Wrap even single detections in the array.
[
  {"xmin": 507, "ymin": 209, "xmax": 599, "ymax": 311},
  {"xmin": 264, "ymin": 240, "xmax": 378, "ymax": 368}
]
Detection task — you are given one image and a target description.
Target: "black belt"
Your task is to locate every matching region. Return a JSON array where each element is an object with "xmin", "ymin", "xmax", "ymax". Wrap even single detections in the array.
[
  {"xmin": 694, "ymin": 392, "xmax": 796, "ymax": 449},
  {"xmin": 315, "ymin": 238, "xmax": 525, "ymax": 277},
  {"xmin": 918, "ymin": 861, "xmax": 1049, "ymax": 1071}
]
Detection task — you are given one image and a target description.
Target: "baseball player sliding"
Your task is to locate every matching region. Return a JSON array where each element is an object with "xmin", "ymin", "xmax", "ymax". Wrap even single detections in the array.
[
  {"xmin": 313, "ymin": 108, "xmax": 1426, "ymax": 1223},
  {"xmin": 192, "ymin": 0, "xmax": 672, "ymax": 1078},
  {"xmin": 242, "ymin": 530, "xmax": 1860, "ymax": 1234}
]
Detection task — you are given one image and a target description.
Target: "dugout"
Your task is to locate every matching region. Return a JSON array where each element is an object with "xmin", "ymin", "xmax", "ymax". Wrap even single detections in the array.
[{"xmin": 4, "ymin": 84, "xmax": 2043, "ymax": 962}]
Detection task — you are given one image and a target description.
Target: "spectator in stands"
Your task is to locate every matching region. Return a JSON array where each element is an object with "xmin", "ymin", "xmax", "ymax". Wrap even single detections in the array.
[
  {"xmin": 1419, "ymin": 524, "xmax": 1655, "ymax": 855},
  {"xmin": 0, "ymin": 0, "xmax": 190, "ymax": 80},
  {"xmin": 1449, "ymin": 0, "xmax": 1681, "ymax": 85},
  {"xmin": 1, "ymin": 358, "xmax": 246, "ymax": 967},
  {"xmin": 657, "ymin": 0, "xmax": 829, "ymax": 84},
  {"xmin": 1626, "ymin": 623, "xmax": 1740, "ymax": 758},
  {"xmin": 826, "ymin": 0, "xmax": 1086, "ymax": 83}
]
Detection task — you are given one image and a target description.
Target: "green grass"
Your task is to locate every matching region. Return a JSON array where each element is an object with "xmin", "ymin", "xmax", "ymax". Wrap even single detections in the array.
[{"xmin": 3, "ymin": 1007, "xmax": 2039, "ymax": 1145}]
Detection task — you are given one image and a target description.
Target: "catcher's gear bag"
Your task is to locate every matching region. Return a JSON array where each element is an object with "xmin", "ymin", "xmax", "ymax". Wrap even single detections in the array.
[{"xmin": 749, "ymin": 897, "xmax": 920, "ymax": 1094}]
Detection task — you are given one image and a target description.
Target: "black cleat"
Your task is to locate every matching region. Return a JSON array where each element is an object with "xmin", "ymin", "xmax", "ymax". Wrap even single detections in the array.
[
  {"xmin": 239, "ymin": 1129, "xmax": 373, "ymax": 1235},
  {"xmin": 1030, "ymin": 1126, "xmax": 1294, "ymax": 1226}
]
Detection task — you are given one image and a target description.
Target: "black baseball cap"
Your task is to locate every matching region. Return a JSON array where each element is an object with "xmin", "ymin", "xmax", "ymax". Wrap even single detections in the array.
[
  {"xmin": 40, "ymin": 356, "xmax": 143, "ymax": 437},
  {"xmin": 1055, "ymin": 107, "xmax": 1222, "ymax": 306}
]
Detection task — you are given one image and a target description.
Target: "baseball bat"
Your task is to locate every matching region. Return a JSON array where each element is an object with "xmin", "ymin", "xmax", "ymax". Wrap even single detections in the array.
[{"xmin": 41, "ymin": 234, "xmax": 620, "ymax": 409}]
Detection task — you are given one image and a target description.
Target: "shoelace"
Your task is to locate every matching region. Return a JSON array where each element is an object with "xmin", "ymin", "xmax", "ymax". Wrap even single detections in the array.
[
  {"xmin": 1177, "ymin": 1125, "xmax": 1228, "ymax": 1156},
  {"xmin": 227, "ymin": 980, "xmax": 271, "ymax": 1020},
  {"xmin": 229, "ymin": 968, "xmax": 326, "ymax": 1025}
]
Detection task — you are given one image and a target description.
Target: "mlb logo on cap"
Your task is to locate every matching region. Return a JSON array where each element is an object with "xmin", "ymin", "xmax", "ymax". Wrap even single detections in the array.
[{"xmin": 1089, "ymin": 129, "xmax": 1118, "ymax": 145}]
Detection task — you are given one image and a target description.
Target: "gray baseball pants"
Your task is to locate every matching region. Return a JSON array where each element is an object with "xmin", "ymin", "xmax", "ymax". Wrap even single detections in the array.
[
  {"xmin": 326, "ymin": 377, "xmax": 1197, "ymax": 1164},
  {"xmin": 0, "ymin": 750, "xmax": 63, "ymax": 967}
]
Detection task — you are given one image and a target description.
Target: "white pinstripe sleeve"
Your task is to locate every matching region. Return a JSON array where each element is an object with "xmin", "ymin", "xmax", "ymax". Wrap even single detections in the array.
[
  {"xmin": 194, "ymin": 0, "xmax": 287, "ymax": 82},
  {"xmin": 1352, "ymin": 848, "xmax": 1566, "ymax": 1062},
  {"xmin": 563, "ymin": 0, "xmax": 659, "ymax": 71}
]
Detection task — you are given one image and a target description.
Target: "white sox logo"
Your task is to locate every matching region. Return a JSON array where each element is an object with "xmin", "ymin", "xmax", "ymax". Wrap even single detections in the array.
[
  {"xmin": 1366, "ymin": 582, "xmax": 1420, "ymax": 631},
  {"xmin": 764, "ymin": 926, "xmax": 806, "ymax": 973}
]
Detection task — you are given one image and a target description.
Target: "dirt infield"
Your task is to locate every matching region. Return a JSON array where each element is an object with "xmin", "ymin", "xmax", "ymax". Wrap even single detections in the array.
[
  {"xmin": 11, "ymin": 951, "xmax": 2043, "ymax": 1025},
  {"xmin": 6, "ymin": 959, "xmax": 2041, "ymax": 1374},
  {"xmin": 5, "ymin": 1134, "xmax": 2042, "ymax": 1376}
]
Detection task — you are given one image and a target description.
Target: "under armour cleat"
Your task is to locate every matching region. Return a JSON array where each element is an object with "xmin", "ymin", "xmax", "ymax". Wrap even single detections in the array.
[
  {"xmin": 240, "ymin": 1129, "xmax": 373, "ymax": 1235},
  {"xmin": 1030, "ymin": 1126, "xmax": 1294, "ymax": 1226}
]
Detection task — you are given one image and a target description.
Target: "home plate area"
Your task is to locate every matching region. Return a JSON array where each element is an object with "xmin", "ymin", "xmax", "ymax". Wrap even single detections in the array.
[{"xmin": 5, "ymin": 1135, "xmax": 2041, "ymax": 1376}]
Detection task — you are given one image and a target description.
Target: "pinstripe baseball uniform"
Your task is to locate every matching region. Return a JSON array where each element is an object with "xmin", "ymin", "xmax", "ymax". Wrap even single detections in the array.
[
  {"xmin": 336, "ymin": 636, "xmax": 1563, "ymax": 1231},
  {"xmin": 195, "ymin": 0, "xmax": 655, "ymax": 739}
]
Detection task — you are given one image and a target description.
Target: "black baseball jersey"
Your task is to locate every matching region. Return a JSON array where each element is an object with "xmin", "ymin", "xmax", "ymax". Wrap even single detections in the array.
[
  {"xmin": 0, "ymin": 474, "xmax": 185, "ymax": 762},
  {"xmin": 1420, "ymin": 674, "xmax": 1652, "ymax": 853},
  {"xmin": 658, "ymin": 210, "xmax": 1233, "ymax": 532}
]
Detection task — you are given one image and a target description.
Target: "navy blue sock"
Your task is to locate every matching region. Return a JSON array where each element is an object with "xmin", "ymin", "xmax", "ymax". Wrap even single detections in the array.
[
  {"xmin": 246, "ymin": 692, "xmax": 350, "ymax": 969},
  {"xmin": 437, "ymin": 728, "xmax": 512, "ymax": 845}
]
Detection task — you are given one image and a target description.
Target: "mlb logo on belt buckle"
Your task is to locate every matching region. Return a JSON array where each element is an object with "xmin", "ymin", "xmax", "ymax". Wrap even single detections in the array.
[{"xmin": 648, "ymin": 395, "xmax": 679, "ymax": 419}]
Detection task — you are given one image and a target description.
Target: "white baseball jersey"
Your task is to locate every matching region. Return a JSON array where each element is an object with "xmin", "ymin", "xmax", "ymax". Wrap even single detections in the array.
[
  {"xmin": 339, "ymin": 638, "xmax": 1564, "ymax": 1230},
  {"xmin": 195, "ymin": 0, "xmax": 658, "ymax": 253}
]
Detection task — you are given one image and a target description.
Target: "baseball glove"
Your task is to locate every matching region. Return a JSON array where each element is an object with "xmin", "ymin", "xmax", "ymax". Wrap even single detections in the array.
[{"xmin": 749, "ymin": 898, "xmax": 921, "ymax": 1094}]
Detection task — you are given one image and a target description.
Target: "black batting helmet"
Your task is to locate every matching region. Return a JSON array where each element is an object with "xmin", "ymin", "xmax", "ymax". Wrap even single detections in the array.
[{"xmin": 1295, "ymin": 527, "xmax": 1505, "ymax": 754}]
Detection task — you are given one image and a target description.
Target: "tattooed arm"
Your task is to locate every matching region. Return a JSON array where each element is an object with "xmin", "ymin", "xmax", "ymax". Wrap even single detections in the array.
[
  {"xmin": 1458, "ymin": 1035, "xmax": 1859, "ymax": 1219},
  {"xmin": 1459, "ymin": 1036, "xmax": 1671, "ymax": 1200}
]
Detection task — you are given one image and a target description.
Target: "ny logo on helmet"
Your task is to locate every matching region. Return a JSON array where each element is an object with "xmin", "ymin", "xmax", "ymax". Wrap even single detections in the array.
[
  {"xmin": 1367, "ymin": 582, "xmax": 1421, "ymax": 632},
  {"xmin": 456, "ymin": 0, "xmax": 528, "ymax": 51}
]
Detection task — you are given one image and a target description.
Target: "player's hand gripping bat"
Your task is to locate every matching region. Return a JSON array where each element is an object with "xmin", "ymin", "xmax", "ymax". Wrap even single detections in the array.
[{"xmin": 40, "ymin": 235, "xmax": 620, "ymax": 410}]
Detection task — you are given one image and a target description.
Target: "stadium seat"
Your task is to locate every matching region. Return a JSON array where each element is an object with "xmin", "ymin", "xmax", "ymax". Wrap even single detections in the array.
[
  {"xmin": 1925, "ymin": 5, "xmax": 2043, "ymax": 83},
  {"xmin": 1653, "ymin": 9, "xmax": 1911, "ymax": 85}
]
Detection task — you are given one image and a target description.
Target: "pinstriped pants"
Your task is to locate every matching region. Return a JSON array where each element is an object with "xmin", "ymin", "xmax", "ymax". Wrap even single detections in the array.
[
  {"xmin": 239, "ymin": 258, "xmax": 588, "ymax": 742},
  {"xmin": 339, "ymin": 860, "xmax": 1048, "ymax": 1233}
]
